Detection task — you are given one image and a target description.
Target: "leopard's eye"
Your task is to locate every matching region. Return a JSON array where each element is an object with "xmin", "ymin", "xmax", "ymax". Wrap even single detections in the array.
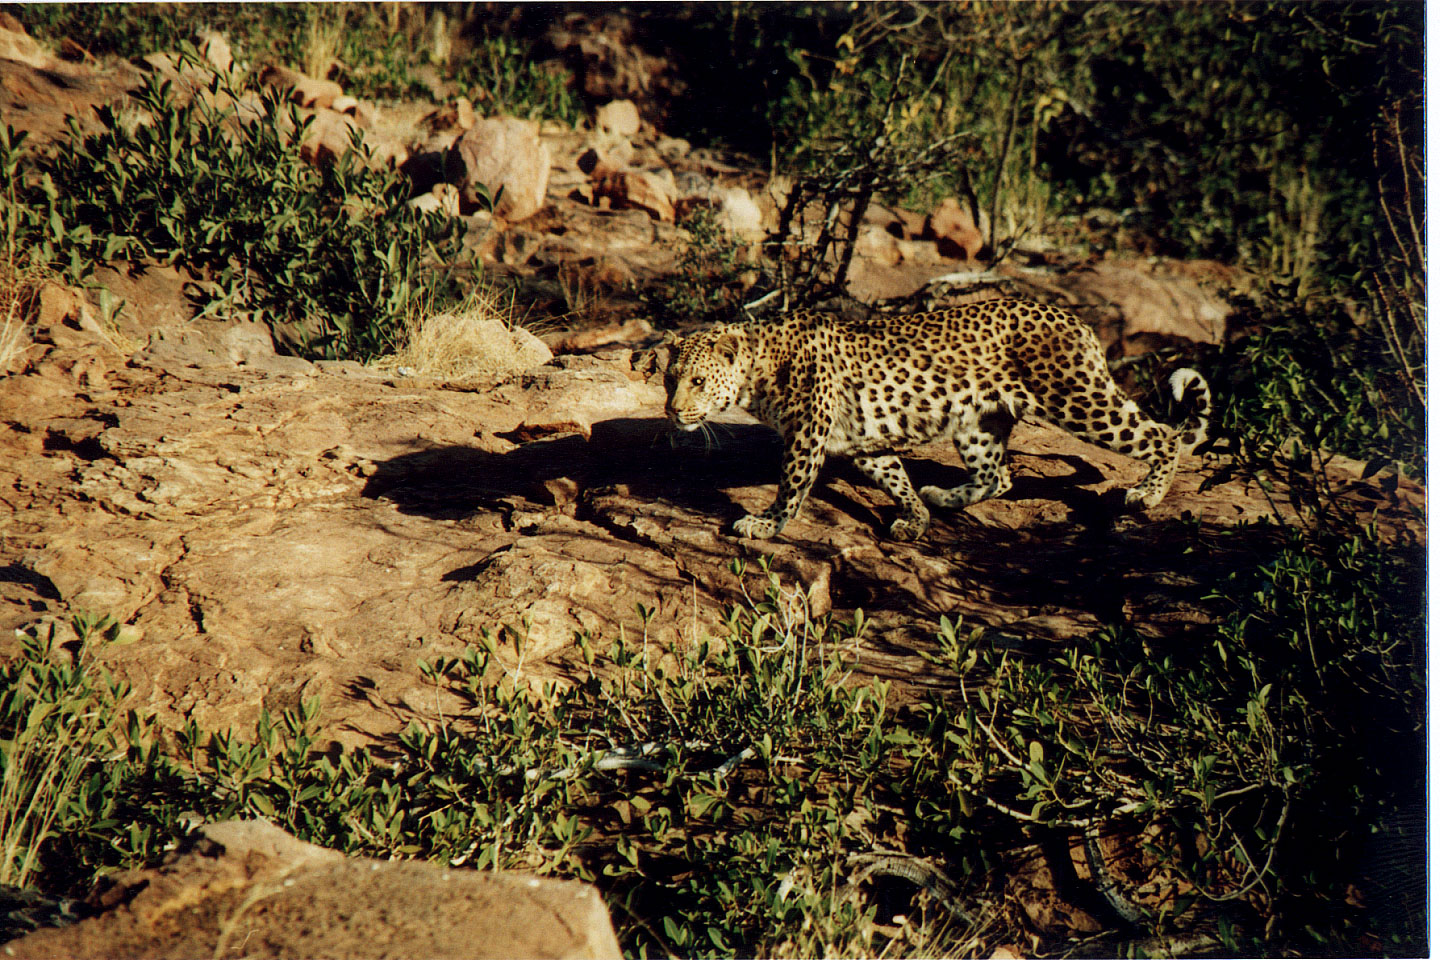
[{"xmin": 690, "ymin": 375, "xmax": 706, "ymax": 389}]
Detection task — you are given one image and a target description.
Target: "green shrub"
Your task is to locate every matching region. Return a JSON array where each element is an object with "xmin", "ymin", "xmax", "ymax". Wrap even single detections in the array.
[
  {"xmin": 917, "ymin": 520, "xmax": 1424, "ymax": 951},
  {"xmin": 2, "ymin": 65, "xmax": 466, "ymax": 360},
  {"xmin": 646, "ymin": 207, "xmax": 751, "ymax": 326},
  {"xmin": 0, "ymin": 614, "xmax": 178, "ymax": 910},
  {"xmin": 6, "ymin": 536, "xmax": 1425, "ymax": 955}
]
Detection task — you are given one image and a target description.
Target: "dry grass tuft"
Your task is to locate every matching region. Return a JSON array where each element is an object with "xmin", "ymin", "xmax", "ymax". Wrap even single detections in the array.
[
  {"xmin": 370, "ymin": 287, "xmax": 552, "ymax": 381},
  {"xmin": 0, "ymin": 253, "xmax": 46, "ymax": 377}
]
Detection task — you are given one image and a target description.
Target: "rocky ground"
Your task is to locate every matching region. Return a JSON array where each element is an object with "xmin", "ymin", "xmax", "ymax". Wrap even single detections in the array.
[{"xmin": 0, "ymin": 15, "xmax": 1426, "ymax": 959}]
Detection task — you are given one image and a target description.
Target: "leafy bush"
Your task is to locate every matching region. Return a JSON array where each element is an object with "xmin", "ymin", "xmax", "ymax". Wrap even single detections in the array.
[
  {"xmin": 2, "ymin": 66, "xmax": 466, "ymax": 360},
  {"xmin": 917, "ymin": 523, "xmax": 1424, "ymax": 951},
  {"xmin": 646, "ymin": 207, "xmax": 752, "ymax": 326},
  {"xmin": 11, "ymin": 544, "xmax": 1424, "ymax": 955},
  {"xmin": 734, "ymin": 2, "xmax": 1422, "ymax": 295},
  {"xmin": 0, "ymin": 614, "xmax": 176, "ymax": 909}
]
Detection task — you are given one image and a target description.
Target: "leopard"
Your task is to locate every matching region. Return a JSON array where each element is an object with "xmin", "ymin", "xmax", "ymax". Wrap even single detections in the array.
[{"xmin": 651, "ymin": 298, "xmax": 1211, "ymax": 541}]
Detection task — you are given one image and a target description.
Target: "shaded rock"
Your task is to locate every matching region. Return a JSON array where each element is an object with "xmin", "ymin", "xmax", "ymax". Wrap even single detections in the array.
[
  {"xmin": 925, "ymin": 196, "xmax": 985, "ymax": 261},
  {"xmin": 5, "ymin": 819, "xmax": 621, "ymax": 960},
  {"xmin": 545, "ymin": 13, "xmax": 677, "ymax": 103},
  {"xmin": 454, "ymin": 116, "xmax": 552, "ymax": 221}
]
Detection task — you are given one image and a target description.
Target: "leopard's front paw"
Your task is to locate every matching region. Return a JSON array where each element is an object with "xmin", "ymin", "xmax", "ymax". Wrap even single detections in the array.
[
  {"xmin": 733, "ymin": 514, "xmax": 781, "ymax": 540},
  {"xmin": 1123, "ymin": 486, "xmax": 1163, "ymax": 510},
  {"xmin": 888, "ymin": 512, "xmax": 929, "ymax": 541}
]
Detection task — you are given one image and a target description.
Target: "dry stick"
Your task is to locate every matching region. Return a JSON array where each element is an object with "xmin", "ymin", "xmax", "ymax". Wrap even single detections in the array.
[{"xmin": 986, "ymin": 55, "xmax": 1026, "ymax": 263}]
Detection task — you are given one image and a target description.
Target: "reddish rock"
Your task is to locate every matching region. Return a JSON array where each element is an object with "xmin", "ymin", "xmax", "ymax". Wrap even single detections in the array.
[
  {"xmin": 593, "ymin": 169, "xmax": 676, "ymax": 222},
  {"xmin": 925, "ymin": 196, "xmax": 985, "ymax": 261},
  {"xmin": 5, "ymin": 820, "xmax": 622, "ymax": 960},
  {"xmin": 257, "ymin": 62, "xmax": 344, "ymax": 110},
  {"xmin": 453, "ymin": 116, "xmax": 553, "ymax": 221}
]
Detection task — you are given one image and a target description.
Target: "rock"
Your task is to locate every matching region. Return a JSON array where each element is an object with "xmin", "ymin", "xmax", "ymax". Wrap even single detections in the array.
[
  {"xmin": 544, "ymin": 13, "xmax": 678, "ymax": 103},
  {"xmin": 1004, "ymin": 259, "xmax": 1230, "ymax": 350},
  {"xmin": 299, "ymin": 107, "xmax": 363, "ymax": 167},
  {"xmin": 855, "ymin": 224, "xmax": 903, "ymax": 268},
  {"xmin": 239, "ymin": 353, "xmax": 317, "ymax": 377},
  {"xmin": 503, "ymin": 363, "xmax": 662, "ymax": 439},
  {"xmin": 4, "ymin": 820, "xmax": 622, "ymax": 960},
  {"xmin": 594, "ymin": 99, "xmax": 641, "ymax": 137},
  {"xmin": 576, "ymin": 138, "xmax": 633, "ymax": 175},
  {"xmin": 453, "ymin": 115, "xmax": 553, "ymax": 221},
  {"xmin": 257, "ymin": 62, "xmax": 344, "ymax": 110},
  {"xmin": 421, "ymin": 97, "xmax": 476, "ymax": 136},
  {"xmin": 408, "ymin": 182, "xmax": 462, "ymax": 217},
  {"xmin": 0, "ymin": 13, "xmax": 49, "ymax": 69},
  {"xmin": 715, "ymin": 186, "xmax": 764, "ymax": 240},
  {"xmin": 593, "ymin": 169, "xmax": 676, "ymax": 222},
  {"xmin": 219, "ymin": 322, "xmax": 275, "ymax": 363},
  {"xmin": 196, "ymin": 30, "xmax": 233, "ymax": 74},
  {"xmin": 544, "ymin": 316, "xmax": 653, "ymax": 354},
  {"xmin": 925, "ymin": 196, "xmax": 985, "ymax": 261}
]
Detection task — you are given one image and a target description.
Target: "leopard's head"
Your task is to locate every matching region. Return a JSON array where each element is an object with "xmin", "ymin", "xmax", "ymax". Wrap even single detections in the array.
[{"xmin": 662, "ymin": 326, "xmax": 750, "ymax": 430}]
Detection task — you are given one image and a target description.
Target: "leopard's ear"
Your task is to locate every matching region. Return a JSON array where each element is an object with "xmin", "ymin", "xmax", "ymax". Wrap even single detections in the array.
[{"xmin": 713, "ymin": 332, "xmax": 741, "ymax": 364}]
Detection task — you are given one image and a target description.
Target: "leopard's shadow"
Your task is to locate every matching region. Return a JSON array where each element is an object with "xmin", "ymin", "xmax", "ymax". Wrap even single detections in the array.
[
  {"xmin": 363, "ymin": 418, "xmax": 1128, "ymax": 536},
  {"xmin": 360, "ymin": 417, "xmax": 781, "ymax": 521}
]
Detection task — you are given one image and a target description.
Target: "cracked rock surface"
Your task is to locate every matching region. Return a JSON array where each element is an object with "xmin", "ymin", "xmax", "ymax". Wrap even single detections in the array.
[{"xmin": 2, "ymin": 306, "xmax": 1423, "ymax": 751}]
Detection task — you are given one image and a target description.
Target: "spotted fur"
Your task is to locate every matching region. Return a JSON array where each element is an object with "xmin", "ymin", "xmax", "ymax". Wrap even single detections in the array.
[{"xmin": 658, "ymin": 299, "xmax": 1211, "ymax": 541}]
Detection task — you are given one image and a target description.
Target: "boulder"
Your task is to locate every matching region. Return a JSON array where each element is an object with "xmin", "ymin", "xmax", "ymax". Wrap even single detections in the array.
[
  {"xmin": 0, "ymin": 12, "xmax": 49, "ymax": 69},
  {"xmin": 453, "ymin": 116, "xmax": 552, "ymax": 221},
  {"xmin": 257, "ymin": 62, "xmax": 344, "ymax": 110},
  {"xmin": 924, "ymin": 196, "xmax": 985, "ymax": 261},
  {"xmin": 298, "ymin": 107, "xmax": 362, "ymax": 167},
  {"xmin": 594, "ymin": 99, "xmax": 641, "ymax": 138},
  {"xmin": 715, "ymin": 186, "xmax": 764, "ymax": 240},
  {"xmin": 5, "ymin": 820, "xmax": 622, "ymax": 960},
  {"xmin": 593, "ymin": 169, "xmax": 676, "ymax": 222}
]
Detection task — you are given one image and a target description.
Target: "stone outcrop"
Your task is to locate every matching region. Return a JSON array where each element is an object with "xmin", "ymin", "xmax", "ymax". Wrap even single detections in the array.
[
  {"xmin": 5, "ymin": 820, "xmax": 622, "ymax": 960},
  {"xmin": 1, "ymin": 287, "xmax": 1421, "ymax": 757},
  {"xmin": 924, "ymin": 196, "xmax": 985, "ymax": 261},
  {"xmin": 453, "ymin": 116, "xmax": 553, "ymax": 221}
]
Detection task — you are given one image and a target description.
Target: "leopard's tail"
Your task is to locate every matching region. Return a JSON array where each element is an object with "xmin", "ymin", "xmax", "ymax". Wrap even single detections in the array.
[{"xmin": 1168, "ymin": 368, "xmax": 1211, "ymax": 454}]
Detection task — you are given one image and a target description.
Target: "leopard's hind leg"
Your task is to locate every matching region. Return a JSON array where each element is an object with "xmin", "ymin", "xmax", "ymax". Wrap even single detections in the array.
[
  {"xmin": 920, "ymin": 410, "xmax": 1017, "ymax": 509},
  {"xmin": 853, "ymin": 454, "xmax": 930, "ymax": 540},
  {"xmin": 1035, "ymin": 365, "xmax": 1210, "ymax": 509}
]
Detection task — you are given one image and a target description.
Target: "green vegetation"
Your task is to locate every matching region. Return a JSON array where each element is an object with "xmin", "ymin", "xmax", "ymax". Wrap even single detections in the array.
[
  {"xmin": 16, "ymin": 4, "xmax": 582, "ymax": 121},
  {"xmin": 4, "ymin": 539, "xmax": 1424, "ymax": 954},
  {"xmin": 2, "ymin": 63, "xmax": 465, "ymax": 360},
  {"xmin": 646, "ymin": 207, "xmax": 752, "ymax": 327}
]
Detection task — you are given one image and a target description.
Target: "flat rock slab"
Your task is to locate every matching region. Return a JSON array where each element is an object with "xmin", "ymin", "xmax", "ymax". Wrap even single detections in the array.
[
  {"xmin": 0, "ymin": 322, "xmax": 1424, "ymax": 749},
  {"xmin": 5, "ymin": 820, "xmax": 621, "ymax": 960}
]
